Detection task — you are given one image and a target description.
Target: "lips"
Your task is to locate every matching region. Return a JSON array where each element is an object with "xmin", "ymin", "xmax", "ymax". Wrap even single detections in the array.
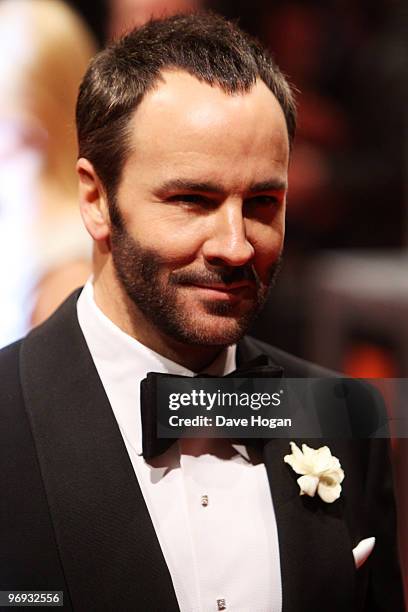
[
  {"xmin": 195, "ymin": 281, "xmax": 251, "ymax": 290},
  {"xmin": 187, "ymin": 281, "xmax": 254, "ymax": 299}
]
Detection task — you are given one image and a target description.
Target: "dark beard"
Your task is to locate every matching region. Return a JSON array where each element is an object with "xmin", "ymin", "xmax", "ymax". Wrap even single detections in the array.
[{"xmin": 110, "ymin": 217, "xmax": 282, "ymax": 347}]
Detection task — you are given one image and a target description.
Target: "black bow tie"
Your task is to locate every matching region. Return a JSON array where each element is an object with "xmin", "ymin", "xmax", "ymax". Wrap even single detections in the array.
[{"xmin": 140, "ymin": 355, "xmax": 283, "ymax": 460}]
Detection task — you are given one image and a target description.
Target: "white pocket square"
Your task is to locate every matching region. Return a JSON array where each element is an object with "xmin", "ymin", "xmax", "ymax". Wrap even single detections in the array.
[{"xmin": 352, "ymin": 537, "xmax": 375, "ymax": 569}]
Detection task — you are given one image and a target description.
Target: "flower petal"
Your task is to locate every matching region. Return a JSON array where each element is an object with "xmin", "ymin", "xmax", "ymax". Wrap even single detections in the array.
[
  {"xmin": 312, "ymin": 446, "xmax": 334, "ymax": 473},
  {"xmin": 321, "ymin": 468, "xmax": 345, "ymax": 486},
  {"xmin": 284, "ymin": 454, "xmax": 305, "ymax": 475},
  {"xmin": 284, "ymin": 442, "xmax": 308, "ymax": 475},
  {"xmin": 290, "ymin": 441, "xmax": 304, "ymax": 460},
  {"xmin": 317, "ymin": 481, "xmax": 342, "ymax": 503},
  {"xmin": 297, "ymin": 474, "xmax": 319, "ymax": 497},
  {"xmin": 284, "ymin": 442, "xmax": 345, "ymax": 503},
  {"xmin": 301, "ymin": 444, "xmax": 315, "ymax": 458}
]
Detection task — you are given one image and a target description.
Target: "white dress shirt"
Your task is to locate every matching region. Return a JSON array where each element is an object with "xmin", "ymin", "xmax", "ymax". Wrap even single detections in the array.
[{"xmin": 77, "ymin": 280, "xmax": 282, "ymax": 612}]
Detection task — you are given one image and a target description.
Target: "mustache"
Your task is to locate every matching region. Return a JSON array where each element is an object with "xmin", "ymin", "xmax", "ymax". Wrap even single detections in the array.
[
  {"xmin": 170, "ymin": 256, "xmax": 283, "ymax": 288},
  {"xmin": 170, "ymin": 266, "xmax": 257, "ymax": 286}
]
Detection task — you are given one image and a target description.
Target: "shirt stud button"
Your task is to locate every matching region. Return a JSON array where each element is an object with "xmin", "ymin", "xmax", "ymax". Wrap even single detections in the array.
[
  {"xmin": 201, "ymin": 495, "xmax": 209, "ymax": 507},
  {"xmin": 217, "ymin": 598, "xmax": 226, "ymax": 610}
]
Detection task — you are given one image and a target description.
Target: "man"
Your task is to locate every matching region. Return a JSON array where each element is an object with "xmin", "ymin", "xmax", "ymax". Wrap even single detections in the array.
[{"xmin": 0, "ymin": 12, "xmax": 404, "ymax": 612}]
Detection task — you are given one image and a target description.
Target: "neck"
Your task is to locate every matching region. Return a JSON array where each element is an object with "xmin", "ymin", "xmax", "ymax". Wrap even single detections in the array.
[{"xmin": 92, "ymin": 261, "xmax": 225, "ymax": 372}]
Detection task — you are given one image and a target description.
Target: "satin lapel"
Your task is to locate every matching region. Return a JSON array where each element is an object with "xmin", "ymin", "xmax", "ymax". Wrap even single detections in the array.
[
  {"xmin": 236, "ymin": 336, "xmax": 270, "ymax": 367},
  {"xmin": 238, "ymin": 338, "xmax": 355, "ymax": 612},
  {"xmin": 263, "ymin": 438, "xmax": 355, "ymax": 612},
  {"xmin": 20, "ymin": 292, "xmax": 180, "ymax": 612}
]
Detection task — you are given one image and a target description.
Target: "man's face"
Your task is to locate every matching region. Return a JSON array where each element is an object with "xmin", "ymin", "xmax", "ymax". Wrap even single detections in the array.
[{"xmin": 109, "ymin": 70, "xmax": 289, "ymax": 347}]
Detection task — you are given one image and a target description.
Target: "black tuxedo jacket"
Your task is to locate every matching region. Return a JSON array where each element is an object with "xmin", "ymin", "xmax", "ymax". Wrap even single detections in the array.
[{"xmin": 0, "ymin": 291, "xmax": 405, "ymax": 611}]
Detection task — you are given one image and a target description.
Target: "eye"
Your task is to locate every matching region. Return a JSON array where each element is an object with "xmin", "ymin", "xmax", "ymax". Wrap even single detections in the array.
[
  {"xmin": 168, "ymin": 194, "xmax": 204, "ymax": 203},
  {"xmin": 166, "ymin": 194, "xmax": 215, "ymax": 208},
  {"xmin": 246, "ymin": 195, "xmax": 280, "ymax": 206}
]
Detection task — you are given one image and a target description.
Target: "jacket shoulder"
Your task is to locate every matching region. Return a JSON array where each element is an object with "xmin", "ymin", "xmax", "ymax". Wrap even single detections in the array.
[
  {"xmin": 0, "ymin": 338, "xmax": 30, "ymax": 450},
  {"xmin": 243, "ymin": 335, "xmax": 390, "ymax": 436},
  {"xmin": 0, "ymin": 339, "xmax": 71, "ymax": 595},
  {"xmin": 0, "ymin": 339, "xmax": 23, "ymax": 404}
]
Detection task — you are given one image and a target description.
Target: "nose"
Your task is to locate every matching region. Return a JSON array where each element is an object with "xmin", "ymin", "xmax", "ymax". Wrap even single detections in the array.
[{"xmin": 202, "ymin": 201, "xmax": 255, "ymax": 267}]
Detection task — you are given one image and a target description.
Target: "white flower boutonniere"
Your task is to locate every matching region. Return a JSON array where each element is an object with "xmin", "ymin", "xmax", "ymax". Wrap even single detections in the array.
[{"xmin": 284, "ymin": 441, "xmax": 345, "ymax": 503}]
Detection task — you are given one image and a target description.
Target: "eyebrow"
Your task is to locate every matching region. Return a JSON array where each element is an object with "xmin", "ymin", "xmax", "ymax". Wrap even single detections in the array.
[{"xmin": 155, "ymin": 177, "xmax": 287, "ymax": 196}]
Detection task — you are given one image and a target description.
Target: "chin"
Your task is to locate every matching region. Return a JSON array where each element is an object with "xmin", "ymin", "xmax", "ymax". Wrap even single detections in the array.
[{"xmin": 176, "ymin": 314, "xmax": 251, "ymax": 347}]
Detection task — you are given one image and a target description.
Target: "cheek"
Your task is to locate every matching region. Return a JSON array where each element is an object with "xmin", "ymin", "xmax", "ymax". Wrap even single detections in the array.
[
  {"xmin": 249, "ymin": 216, "xmax": 285, "ymax": 267},
  {"xmin": 128, "ymin": 211, "xmax": 206, "ymax": 263}
]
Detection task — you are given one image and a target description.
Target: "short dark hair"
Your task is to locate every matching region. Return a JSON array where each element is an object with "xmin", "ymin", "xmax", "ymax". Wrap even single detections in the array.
[{"xmin": 76, "ymin": 11, "xmax": 296, "ymax": 199}]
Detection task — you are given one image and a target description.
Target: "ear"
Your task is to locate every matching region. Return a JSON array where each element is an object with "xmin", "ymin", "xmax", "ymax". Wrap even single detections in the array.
[{"xmin": 77, "ymin": 158, "xmax": 111, "ymax": 241}]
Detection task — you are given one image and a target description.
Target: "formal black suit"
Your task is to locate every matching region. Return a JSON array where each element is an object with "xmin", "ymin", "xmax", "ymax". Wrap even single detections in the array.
[{"xmin": 0, "ymin": 291, "xmax": 404, "ymax": 611}]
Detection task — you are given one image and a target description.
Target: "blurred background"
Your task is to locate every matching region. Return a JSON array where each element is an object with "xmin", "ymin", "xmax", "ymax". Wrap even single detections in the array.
[{"xmin": 0, "ymin": 0, "xmax": 406, "ymax": 597}]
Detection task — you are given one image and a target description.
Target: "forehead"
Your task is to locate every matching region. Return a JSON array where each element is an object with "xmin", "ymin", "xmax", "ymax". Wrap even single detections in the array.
[{"xmin": 123, "ymin": 70, "xmax": 289, "ymax": 190}]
